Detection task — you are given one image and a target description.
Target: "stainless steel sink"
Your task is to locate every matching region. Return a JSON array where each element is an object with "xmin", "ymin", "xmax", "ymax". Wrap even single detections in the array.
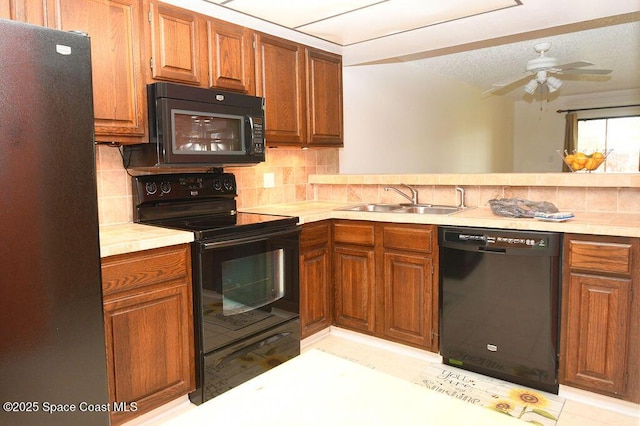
[
  {"xmin": 398, "ymin": 205, "xmax": 462, "ymax": 215},
  {"xmin": 338, "ymin": 203, "xmax": 464, "ymax": 215},
  {"xmin": 341, "ymin": 203, "xmax": 404, "ymax": 212}
]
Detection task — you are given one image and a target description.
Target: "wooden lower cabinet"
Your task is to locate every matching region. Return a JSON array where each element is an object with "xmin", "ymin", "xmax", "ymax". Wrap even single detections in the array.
[
  {"xmin": 300, "ymin": 221, "xmax": 333, "ymax": 338},
  {"xmin": 101, "ymin": 244, "xmax": 195, "ymax": 425},
  {"xmin": 334, "ymin": 243, "xmax": 376, "ymax": 333},
  {"xmin": 560, "ymin": 234, "xmax": 639, "ymax": 403},
  {"xmin": 332, "ymin": 220, "xmax": 438, "ymax": 351},
  {"xmin": 381, "ymin": 224, "xmax": 438, "ymax": 349}
]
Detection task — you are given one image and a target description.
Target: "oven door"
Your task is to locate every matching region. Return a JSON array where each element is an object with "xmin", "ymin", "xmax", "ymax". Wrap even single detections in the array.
[{"xmin": 193, "ymin": 227, "xmax": 300, "ymax": 354}]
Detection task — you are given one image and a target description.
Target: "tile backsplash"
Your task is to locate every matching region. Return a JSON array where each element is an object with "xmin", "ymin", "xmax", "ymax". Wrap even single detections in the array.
[
  {"xmin": 95, "ymin": 144, "xmax": 340, "ymax": 226},
  {"xmin": 97, "ymin": 144, "xmax": 639, "ymax": 226}
]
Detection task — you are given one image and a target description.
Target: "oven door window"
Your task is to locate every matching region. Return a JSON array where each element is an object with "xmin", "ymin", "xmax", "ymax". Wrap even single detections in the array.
[
  {"xmin": 221, "ymin": 248, "xmax": 285, "ymax": 315},
  {"xmin": 171, "ymin": 109, "xmax": 245, "ymax": 155}
]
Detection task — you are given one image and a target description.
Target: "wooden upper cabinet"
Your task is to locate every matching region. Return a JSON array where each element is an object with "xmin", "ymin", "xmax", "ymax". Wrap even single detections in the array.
[
  {"xmin": 254, "ymin": 33, "xmax": 307, "ymax": 146},
  {"xmin": 0, "ymin": 0, "xmax": 54, "ymax": 25},
  {"xmin": 148, "ymin": 0, "xmax": 202, "ymax": 85},
  {"xmin": 53, "ymin": 0, "xmax": 146, "ymax": 142},
  {"xmin": 205, "ymin": 18, "xmax": 254, "ymax": 94},
  {"xmin": 306, "ymin": 48, "xmax": 343, "ymax": 146}
]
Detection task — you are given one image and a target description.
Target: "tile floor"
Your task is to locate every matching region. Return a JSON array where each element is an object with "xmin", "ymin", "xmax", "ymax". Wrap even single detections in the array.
[
  {"xmin": 302, "ymin": 328, "xmax": 640, "ymax": 426},
  {"xmin": 128, "ymin": 327, "xmax": 640, "ymax": 425}
]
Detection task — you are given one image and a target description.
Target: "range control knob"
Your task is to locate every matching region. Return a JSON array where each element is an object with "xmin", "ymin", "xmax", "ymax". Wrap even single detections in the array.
[
  {"xmin": 145, "ymin": 182, "xmax": 158, "ymax": 195},
  {"xmin": 223, "ymin": 179, "xmax": 234, "ymax": 191},
  {"xmin": 213, "ymin": 179, "xmax": 222, "ymax": 191},
  {"xmin": 160, "ymin": 182, "xmax": 171, "ymax": 194}
]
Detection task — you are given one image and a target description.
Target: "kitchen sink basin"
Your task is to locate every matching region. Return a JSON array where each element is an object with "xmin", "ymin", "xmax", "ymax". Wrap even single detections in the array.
[
  {"xmin": 399, "ymin": 205, "xmax": 462, "ymax": 215},
  {"xmin": 338, "ymin": 203, "xmax": 464, "ymax": 215},
  {"xmin": 341, "ymin": 203, "xmax": 404, "ymax": 212}
]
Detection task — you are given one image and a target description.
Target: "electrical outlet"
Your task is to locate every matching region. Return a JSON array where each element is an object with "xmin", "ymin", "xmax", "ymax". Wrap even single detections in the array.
[{"xmin": 263, "ymin": 172, "xmax": 275, "ymax": 188}]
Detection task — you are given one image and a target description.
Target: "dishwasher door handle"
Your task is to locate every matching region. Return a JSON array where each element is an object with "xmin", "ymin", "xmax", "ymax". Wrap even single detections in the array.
[{"xmin": 479, "ymin": 246, "xmax": 506, "ymax": 254}]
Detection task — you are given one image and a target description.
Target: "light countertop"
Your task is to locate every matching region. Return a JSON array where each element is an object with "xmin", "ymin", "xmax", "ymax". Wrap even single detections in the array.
[
  {"xmin": 242, "ymin": 201, "xmax": 640, "ymax": 238},
  {"xmin": 99, "ymin": 201, "xmax": 640, "ymax": 258},
  {"xmin": 99, "ymin": 223, "xmax": 194, "ymax": 258},
  {"xmin": 158, "ymin": 349, "xmax": 522, "ymax": 426}
]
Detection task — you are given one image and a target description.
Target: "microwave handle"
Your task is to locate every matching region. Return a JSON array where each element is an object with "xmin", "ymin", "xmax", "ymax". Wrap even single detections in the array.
[{"xmin": 247, "ymin": 115, "xmax": 255, "ymax": 154}]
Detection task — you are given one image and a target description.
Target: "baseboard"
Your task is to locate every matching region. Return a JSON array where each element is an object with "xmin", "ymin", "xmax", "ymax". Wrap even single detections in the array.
[
  {"xmin": 304, "ymin": 326, "xmax": 442, "ymax": 363},
  {"xmin": 559, "ymin": 385, "xmax": 640, "ymax": 419}
]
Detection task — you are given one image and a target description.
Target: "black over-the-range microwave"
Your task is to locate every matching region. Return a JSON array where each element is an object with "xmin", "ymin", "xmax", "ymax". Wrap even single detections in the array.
[{"xmin": 122, "ymin": 82, "xmax": 266, "ymax": 168}]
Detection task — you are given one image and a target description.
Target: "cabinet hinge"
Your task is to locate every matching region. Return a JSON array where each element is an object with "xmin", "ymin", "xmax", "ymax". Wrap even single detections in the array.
[
  {"xmin": 150, "ymin": 57, "xmax": 154, "ymax": 70},
  {"xmin": 148, "ymin": 11, "xmax": 152, "ymax": 23}
]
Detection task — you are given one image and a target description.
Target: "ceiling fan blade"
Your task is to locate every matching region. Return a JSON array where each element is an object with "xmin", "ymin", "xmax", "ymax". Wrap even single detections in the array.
[
  {"xmin": 555, "ymin": 61, "xmax": 593, "ymax": 70},
  {"xmin": 559, "ymin": 68, "xmax": 612, "ymax": 75},
  {"xmin": 483, "ymin": 74, "xmax": 533, "ymax": 95}
]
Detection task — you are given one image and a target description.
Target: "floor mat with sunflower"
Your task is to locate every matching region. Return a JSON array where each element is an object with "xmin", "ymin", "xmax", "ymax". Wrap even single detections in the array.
[{"xmin": 412, "ymin": 363, "xmax": 565, "ymax": 425}]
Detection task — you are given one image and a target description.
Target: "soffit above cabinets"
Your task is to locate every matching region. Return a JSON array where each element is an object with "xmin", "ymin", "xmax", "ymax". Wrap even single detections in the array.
[{"xmin": 204, "ymin": 0, "xmax": 519, "ymax": 46}]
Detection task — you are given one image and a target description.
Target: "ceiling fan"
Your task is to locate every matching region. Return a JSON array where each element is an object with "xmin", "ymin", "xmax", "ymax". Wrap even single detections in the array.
[{"xmin": 484, "ymin": 42, "xmax": 612, "ymax": 95}]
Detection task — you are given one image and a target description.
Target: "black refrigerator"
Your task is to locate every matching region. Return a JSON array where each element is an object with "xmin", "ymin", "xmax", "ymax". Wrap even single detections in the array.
[{"xmin": 0, "ymin": 19, "xmax": 110, "ymax": 425}]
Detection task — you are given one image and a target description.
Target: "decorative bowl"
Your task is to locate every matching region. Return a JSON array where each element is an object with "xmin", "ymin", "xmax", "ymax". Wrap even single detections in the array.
[{"xmin": 557, "ymin": 149, "xmax": 612, "ymax": 172}]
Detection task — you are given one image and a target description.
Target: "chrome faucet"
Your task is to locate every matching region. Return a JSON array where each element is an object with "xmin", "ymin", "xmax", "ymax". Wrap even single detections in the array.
[
  {"xmin": 456, "ymin": 186, "xmax": 466, "ymax": 208},
  {"xmin": 384, "ymin": 184, "xmax": 418, "ymax": 204}
]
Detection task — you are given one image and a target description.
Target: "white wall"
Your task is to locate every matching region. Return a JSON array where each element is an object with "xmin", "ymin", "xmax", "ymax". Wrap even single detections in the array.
[
  {"xmin": 512, "ymin": 89, "xmax": 640, "ymax": 172},
  {"xmin": 340, "ymin": 62, "xmax": 514, "ymax": 173},
  {"xmin": 512, "ymin": 101, "xmax": 566, "ymax": 172}
]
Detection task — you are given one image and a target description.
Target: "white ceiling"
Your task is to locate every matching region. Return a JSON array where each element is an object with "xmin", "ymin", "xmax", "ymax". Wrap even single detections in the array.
[
  {"xmin": 203, "ymin": 0, "xmax": 639, "ymax": 98},
  {"xmin": 205, "ymin": 0, "xmax": 519, "ymax": 46}
]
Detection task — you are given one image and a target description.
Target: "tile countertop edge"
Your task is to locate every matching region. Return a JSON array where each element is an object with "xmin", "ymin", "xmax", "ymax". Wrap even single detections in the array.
[
  {"xmin": 241, "ymin": 202, "xmax": 640, "ymax": 238},
  {"xmin": 99, "ymin": 223, "xmax": 195, "ymax": 258},
  {"xmin": 309, "ymin": 173, "xmax": 640, "ymax": 188}
]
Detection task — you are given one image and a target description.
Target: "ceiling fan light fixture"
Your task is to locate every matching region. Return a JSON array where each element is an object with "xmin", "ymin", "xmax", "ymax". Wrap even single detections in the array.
[
  {"xmin": 523, "ymin": 79, "xmax": 538, "ymax": 95},
  {"xmin": 546, "ymin": 76, "xmax": 562, "ymax": 93}
]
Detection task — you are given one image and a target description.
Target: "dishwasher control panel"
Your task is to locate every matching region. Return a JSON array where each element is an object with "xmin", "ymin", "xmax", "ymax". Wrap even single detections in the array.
[{"xmin": 441, "ymin": 227, "xmax": 559, "ymax": 251}]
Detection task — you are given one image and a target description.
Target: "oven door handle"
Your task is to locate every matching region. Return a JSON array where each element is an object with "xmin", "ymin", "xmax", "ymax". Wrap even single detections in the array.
[{"xmin": 201, "ymin": 227, "xmax": 299, "ymax": 250}]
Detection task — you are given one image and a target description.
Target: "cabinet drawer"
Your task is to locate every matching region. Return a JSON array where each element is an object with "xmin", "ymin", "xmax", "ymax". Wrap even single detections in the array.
[
  {"xmin": 569, "ymin": 240, "xmax": 633, "ymax": 275},
  {"xmin": 300, "ymin": 221, "xmax": 330, "ymax": 249},
  {"xmin": 383, "ymin": 225, "xmax": 433, "ymax": 253},
  {"xmin": 102, "ymin": 245, "xmax": 190, "ymax": 297},
  {"xmin": 333, "ymin": 221, "xmax": 375, "ymax": 246}
]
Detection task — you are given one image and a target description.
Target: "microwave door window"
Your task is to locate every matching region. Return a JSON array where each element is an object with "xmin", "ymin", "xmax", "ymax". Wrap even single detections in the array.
[{"xmin": 171, "ymin": 109, "xmax": 246, "ymax": 154}]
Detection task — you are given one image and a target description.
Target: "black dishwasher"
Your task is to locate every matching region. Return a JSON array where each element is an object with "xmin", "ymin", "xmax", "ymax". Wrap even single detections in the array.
[{"xmin": 439, "ymin": 226, "xmax": 561, "ymax": 394}]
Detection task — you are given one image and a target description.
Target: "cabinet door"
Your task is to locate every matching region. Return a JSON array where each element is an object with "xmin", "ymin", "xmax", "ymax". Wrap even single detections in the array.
[
  {"xmin": 333, "ymin": 245, "xmax": 376, "ymax": 333},
  {"xmin": 206, "ymin": 18, "xmax": 254, "ymax": 94},
  {"xmin": 104, "ymin": 284, "xmax": 193, "ymax": 425},
  {"xmin": 306, "ymin": 48, "xmax": 343, "ymax": 146},
  {"xmin": 54, "ymin": 0, "xmax": 146, "ymax": 142},
  {"xmin": 562, "ymin": 272, "xmax": 632, "ymax": 396},
  {"xmin": 102, "ymin": 245, "xmax": 194, "ymax": 425},
  {"xmin": 300, "ymin": 244, "xmax": 332, "ymax": 338},
  {"xmin": 0, "ymin": 0, "xmax": 53, "ymax": 25},
  {"xmin": 255, "ymin": 33, "xmax": 306, "ymax": 146},
  {"xmin": 382, "ymin": 251, "xmax": 434, "ymax": 348},
  {"xmin": 148, "ymin": 0, "xmax": 202, "ymax": 85}
]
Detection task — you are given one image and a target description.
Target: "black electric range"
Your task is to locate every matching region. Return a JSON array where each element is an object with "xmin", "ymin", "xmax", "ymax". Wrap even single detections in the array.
[
  {"xmin": 132, "ymin": 172, "xmax": 298, "ymax": 239},
  {"xmin": 132, "ymin": 171, "xmax": 301, "ymax": 405}
]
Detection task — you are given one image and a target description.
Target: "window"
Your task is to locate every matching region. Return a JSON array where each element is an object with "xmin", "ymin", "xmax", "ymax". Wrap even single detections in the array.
[{"xmin": 577, "ymin": 116, "xmax": 640, "ymax": 172}]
